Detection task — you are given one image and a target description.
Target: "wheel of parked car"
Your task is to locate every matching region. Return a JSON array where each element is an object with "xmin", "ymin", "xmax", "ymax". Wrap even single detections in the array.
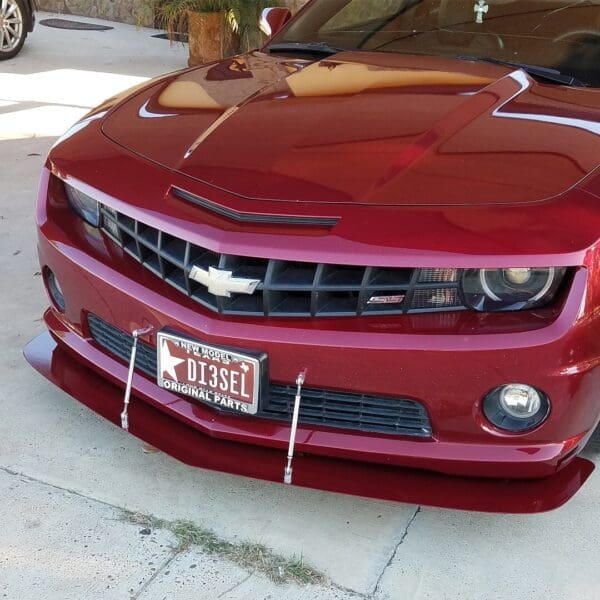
[{"xmin": 0, "ymin": 0, "xmax": 27, "ymax": 60}]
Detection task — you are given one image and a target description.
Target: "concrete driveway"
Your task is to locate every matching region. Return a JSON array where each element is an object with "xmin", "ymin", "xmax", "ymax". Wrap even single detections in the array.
[{"xmin": 1, "ymin": 13, "xmax": 599, "ymax": 600}]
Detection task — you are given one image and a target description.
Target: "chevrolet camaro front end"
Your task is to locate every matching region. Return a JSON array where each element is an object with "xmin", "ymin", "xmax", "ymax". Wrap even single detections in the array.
[{"xmin": 25, "ymin": 0, "xmax": 600, "ymax": 512}]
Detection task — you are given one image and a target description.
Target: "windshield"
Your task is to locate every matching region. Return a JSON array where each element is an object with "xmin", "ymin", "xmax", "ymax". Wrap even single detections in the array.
[{"xmin": 270, "ymin": 0, "xmax": 600, "ymax": 87}]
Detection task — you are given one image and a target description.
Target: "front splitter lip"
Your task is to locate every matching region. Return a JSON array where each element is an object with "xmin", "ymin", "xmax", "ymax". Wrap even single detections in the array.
[{"xmin": 24, "ymin": 330, "xmax": 594, "ymax": 514}]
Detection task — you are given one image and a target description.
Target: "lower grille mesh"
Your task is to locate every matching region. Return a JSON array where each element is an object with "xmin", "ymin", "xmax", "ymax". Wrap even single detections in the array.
[{"xmin": 87, "ymin": 314, "xmax": 432, "ymax": 438}]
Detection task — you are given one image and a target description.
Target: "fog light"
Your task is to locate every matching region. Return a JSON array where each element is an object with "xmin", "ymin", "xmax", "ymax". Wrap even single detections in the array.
[
  {"xmin": 499, "ymin": 384, "xmax": 541, "ymax": 418},
  {"xmin": 483, "ymin": 384, "xmax": 550, "ymax": 432},
  {"xmin": 45, "ymin": 268, "xmax": 66, "ymax": 312}
]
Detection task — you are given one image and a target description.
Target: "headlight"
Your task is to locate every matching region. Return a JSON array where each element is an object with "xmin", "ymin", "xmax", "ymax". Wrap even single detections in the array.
[
  {"xmin": 64, "ymin": 183, "xmax": 100, "ymax": 227},
  {"xmin": 461, "ymin": 267, "xmax": 566, "ymax": 311}
]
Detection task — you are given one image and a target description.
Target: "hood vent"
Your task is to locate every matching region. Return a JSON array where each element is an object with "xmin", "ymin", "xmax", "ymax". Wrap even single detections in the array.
[{"xmin": 172, "ymin": 187, "xmax": 339, "ymax": 227}]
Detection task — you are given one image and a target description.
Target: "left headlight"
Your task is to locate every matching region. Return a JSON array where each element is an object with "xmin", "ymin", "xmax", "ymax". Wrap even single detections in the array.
[
  {"xmin": 64, "ymin": 183, "xmax": 100, "ymax": 227},
  {"xmin": 461, "ymin": 267, "xmax": 567, "ymax": 312}
]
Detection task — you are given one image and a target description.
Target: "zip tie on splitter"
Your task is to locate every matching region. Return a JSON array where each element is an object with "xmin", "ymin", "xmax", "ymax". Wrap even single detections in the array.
[
  {"xmin": 284, "ymin": 369, "xmax": 307, "ymax": 485},
  {"xmin": 121, "ymin": 325, "xmax": 154, "ymax": 430}
]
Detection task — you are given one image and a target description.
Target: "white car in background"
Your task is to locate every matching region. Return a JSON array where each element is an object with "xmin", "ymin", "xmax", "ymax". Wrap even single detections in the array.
[{"xmin": 0, "ymin": 0, "xmax": 36, "ymax": 60}]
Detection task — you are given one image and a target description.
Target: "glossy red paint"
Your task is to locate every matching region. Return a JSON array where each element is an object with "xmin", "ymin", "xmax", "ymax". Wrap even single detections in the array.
[
  {"xmin": 24, "ymin": 330, "xmax": 595, "ymax": 514},
  {"xmin": 101, "ymin": 52, "xmax": 600, "ymax": 207},
  {"xmin": 27, "ymin": 37, "xmax": 600, "ymax": 510}
]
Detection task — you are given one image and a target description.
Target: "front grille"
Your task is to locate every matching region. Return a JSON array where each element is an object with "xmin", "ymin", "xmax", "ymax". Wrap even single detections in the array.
[
  {"xmin": 87, "ymin": 314, "xmax": 432, "ymax": 438},
  {"xmin": 100, "ymin": 205, "xmax": 466, "ymax": 318}
]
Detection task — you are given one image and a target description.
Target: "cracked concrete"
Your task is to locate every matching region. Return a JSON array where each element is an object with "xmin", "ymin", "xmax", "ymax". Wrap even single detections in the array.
[
  {"xmin": 374, "ymin": 476, "xmax": 600, "ymax": 600},
  {"xmin": 371, "ymin": 507, "xmax": 421, "ymax": 597},
  {"xmin": 131, "ymin": 554, "xmax": 179, "ymax": 599},
  {"xmin": 1, "ymin": 11, "xmax": 599, "ymax": 600}
]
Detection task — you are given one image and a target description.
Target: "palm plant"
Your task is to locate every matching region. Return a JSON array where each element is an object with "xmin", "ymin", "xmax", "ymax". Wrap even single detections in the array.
[
  {"xmin": 156, "ymin": 0, "xmax": 231, "ymax": 40},
  {"xmin": 156, "ymin": 0, "xmax": 278, "ymax": 52}
]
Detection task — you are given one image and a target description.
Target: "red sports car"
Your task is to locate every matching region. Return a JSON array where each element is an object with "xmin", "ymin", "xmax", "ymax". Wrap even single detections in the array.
[{"xmin": 26, "ymin": 0, "xmax": 600, "ymax": 513}]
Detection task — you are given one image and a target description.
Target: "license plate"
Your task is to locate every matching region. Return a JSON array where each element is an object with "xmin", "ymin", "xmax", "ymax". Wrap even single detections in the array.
[{"xmin": 156, "ymin": 331, "xmax": 263, "ymax": 415}]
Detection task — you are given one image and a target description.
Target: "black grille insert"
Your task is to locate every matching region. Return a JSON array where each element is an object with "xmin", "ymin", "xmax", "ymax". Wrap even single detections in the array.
[
  {"xmin": 87, "ymin": 314, "xmax": 432, "ymax": 438},
  {"xmin": 100, "ymin": 205, "xmax": 466, "ymax": 318}
]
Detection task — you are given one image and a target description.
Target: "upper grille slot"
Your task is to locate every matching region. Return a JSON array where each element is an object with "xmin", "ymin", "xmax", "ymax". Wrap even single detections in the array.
[{"xmin": 100, "ymin": 206, "xmax": 467, "ymax": 318}]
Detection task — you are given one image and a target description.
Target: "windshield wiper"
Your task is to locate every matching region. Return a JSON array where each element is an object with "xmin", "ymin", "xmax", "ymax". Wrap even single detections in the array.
[
  {"xmin": 456, "ymin": 55, "xmax": 587, "ymax": 87},
  {"xmin": 267, "ymin": 41, "xmax": 345, "ymax": 56}
]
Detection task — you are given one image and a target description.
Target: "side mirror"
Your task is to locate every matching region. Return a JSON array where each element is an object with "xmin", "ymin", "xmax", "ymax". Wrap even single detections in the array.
[{"xmin": 259, "ymin": 7, "xmax": 292, "ymax": 38}]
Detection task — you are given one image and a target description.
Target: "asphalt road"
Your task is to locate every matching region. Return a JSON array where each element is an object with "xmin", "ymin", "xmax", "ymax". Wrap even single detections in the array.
[{"xmin": 1, "ymin": 14, "xmax": 598, "ymax": 600}]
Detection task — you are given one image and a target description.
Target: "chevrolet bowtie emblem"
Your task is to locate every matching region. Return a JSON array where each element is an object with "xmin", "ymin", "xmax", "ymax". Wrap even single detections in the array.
[{"xmin": 189, "ymin": 265, "xmax": 261, "ymax": 298}]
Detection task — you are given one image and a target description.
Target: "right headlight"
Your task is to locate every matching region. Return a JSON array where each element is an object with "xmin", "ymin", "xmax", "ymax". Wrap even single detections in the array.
[
  {"xmin": 460, "ymin": 267, "xmax": 567, "ymax": 312},
  {"xmin": 64, "ymin": 183, "xmax": 100, "ymax": 227}
]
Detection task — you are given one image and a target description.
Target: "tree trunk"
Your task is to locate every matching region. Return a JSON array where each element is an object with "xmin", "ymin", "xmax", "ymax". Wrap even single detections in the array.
[{"xmin": 187, "ymin": 11, "xmax": 231, "ymax": 67}]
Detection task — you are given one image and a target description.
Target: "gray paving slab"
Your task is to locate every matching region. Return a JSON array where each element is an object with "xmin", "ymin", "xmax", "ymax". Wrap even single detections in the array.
[
  {"xmin": 0, "ymin": 467, "xmax": 360, "ymax": 600},
  {"xmin": 0, "ymin": 469, "xmax": 175, "ymax": 600},
  {"xmin": 375, "ymin": 449, "xmax": 600, "ymax": 600},
  {"xmin": 3, "ymin": 11, "xmax": 189, "ymax": 77}
]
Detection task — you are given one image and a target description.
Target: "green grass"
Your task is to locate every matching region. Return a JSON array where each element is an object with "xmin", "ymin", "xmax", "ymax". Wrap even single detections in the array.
[{"xmin": 122, "ymin": 510, "xmax": 327, "ymax": 586}]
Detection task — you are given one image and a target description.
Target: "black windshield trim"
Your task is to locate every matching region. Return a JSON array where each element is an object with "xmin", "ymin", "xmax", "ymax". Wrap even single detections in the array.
[
  {"xmin": 267, "ymin": 41, "xmax": 346, "ymax": 56},
  {"xmin": 455, "ymin": 55, "xmax": 588, "ymax": 87}
]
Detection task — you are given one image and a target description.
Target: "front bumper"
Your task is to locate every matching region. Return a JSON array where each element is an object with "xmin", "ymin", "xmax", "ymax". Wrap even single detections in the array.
[{"xmin": 24, "ymin": 328, "xmax": 594, "ymax": 513}]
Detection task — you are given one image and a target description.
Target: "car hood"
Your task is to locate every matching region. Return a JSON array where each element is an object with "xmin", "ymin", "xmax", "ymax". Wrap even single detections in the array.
[{"xmin": 102, "ymin": 51, "xmax": 600, "ymax": 207}]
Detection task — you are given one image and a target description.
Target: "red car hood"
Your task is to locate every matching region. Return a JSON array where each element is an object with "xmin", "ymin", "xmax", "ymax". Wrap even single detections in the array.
[{"xmin": 102, "ymin": 51, "xmax": 600, "ymax": 207}]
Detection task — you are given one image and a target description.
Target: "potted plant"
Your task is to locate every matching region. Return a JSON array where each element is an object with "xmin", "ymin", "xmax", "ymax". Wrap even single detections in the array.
[{"xmin": 156, "ymin": 0, "xmax": 278, "ymax": 67}]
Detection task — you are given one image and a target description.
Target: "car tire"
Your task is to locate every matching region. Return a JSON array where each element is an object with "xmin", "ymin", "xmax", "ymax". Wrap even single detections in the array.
[{"xmin": 0, "ymin": 0, "xmax": 28, "ymax": 60}]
